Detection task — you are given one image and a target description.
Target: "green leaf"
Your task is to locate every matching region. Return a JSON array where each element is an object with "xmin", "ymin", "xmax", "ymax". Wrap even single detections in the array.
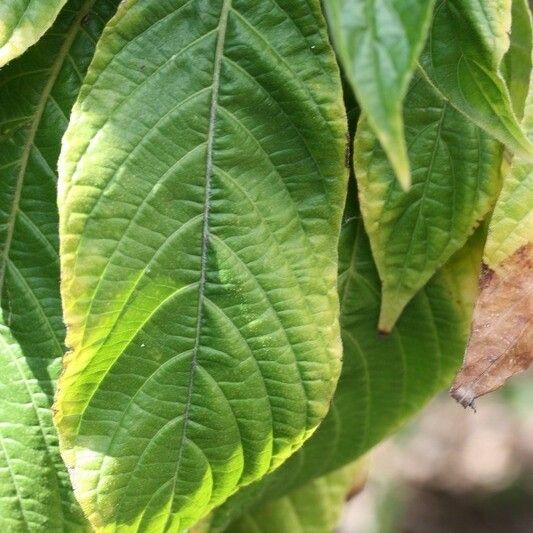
[
  {"xmin": 0, "ymin": 0, "xmax": 67, "ymax": 67},
  {"xmin": 453, "ymin": 0, "xmax": 512, "ymax": 67},
  {"xmin": 485, "ymin": 75, "xmax": 533, "ymax": 267},
  {"xmin": 225, "ymin": 461, "xmax": 365, "ymax": 533},
  {"xmin": 420, "ymin": 0, "xmax": 533, "ymax": 161},
  {"xmin": 55, "ymin": 0, "xmax": 348, "ymax": 530},
  {"xmin": 205, "ymin": 187, "xmax": 483, "ymax": 532},
  {"xmin": 0, "ymin": 312, "xmax": 88, "ymax": 531},
  {"xmin": 0, "ymin": 313, "xmax": 76, "ymax": 531},
  {"xmin": 0, "ymin": 0, "xmax": 119, "ymax": 528},
  {"xmin": 355, "ymin": 75, "xmax": 503, "ymax": 332},
  {"xmin": 324, "ymin": 0, "xmax": 435, "ymax": 189},
  {"xmin": 502, "ymin": 0, "xmax": 533, "ymax": 120}
]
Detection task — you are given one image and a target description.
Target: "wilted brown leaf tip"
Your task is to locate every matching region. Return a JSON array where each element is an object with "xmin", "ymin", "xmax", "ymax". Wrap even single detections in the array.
[{"xmin": 450, "ymin": 244, "xmax": 533, "ymax": 409}]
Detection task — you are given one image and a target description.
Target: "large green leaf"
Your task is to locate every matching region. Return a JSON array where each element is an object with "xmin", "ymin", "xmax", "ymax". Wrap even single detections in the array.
[
  {"xmin": 324, "ymin": 0, "xmax": 435, "ymax": 189},
  {"xmin": 0, "ymin": 0, "xmax": 119, "ymax": 528},
  {"xmin": 420, "ymin": 0, "xmax": 533, "ymax": 161},
  {"xmin": 355, "ymin": 74, "xmax": 502, "ymax": 332},
  {"xmin": 205, "ymin": 186, "xmax": 483, "ymax": 532},
  {"xmin": 226, "ymin": 461, "xmax": 365, "ymax": 533},
  {"xmin": 0, "ymin": 0, "xmax": 67, "ymax": 67},
  {"xmin": 55, "ymin": 0, "xmax": 348, "ymax": 530}
]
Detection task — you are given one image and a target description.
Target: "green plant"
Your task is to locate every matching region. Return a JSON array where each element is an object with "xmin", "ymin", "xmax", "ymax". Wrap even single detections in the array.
[{"xmin": 0, "ymin": 0, "xmax": 531, "ymax": 531}]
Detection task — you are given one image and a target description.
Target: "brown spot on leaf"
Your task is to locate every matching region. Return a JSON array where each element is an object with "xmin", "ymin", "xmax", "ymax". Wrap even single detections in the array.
[{"xmin": 450, "ymin": 243, "xmax": 532, "ymax": 408}]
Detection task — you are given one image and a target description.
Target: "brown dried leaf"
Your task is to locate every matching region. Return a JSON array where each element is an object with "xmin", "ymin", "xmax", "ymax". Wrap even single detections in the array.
[{"xmin": 451, "ymin": 243, "xmax": 533, "ymax": 408}]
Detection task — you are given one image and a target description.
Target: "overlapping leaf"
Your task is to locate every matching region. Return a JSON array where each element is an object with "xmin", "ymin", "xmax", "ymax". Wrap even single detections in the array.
[
  {"xmin": 454, "ymin": 0, "xmax": 512, "ymax": 66},
  {"xmin": 0, "ymin": 313, "xmax": 85, "ymax": 531},
  {"xmin": 420, "ymin": 0, "xmax": 533, "ymax": 161},
  {"xmin": 355, "ymin": 75, "xmax": 502, "ymax": 331},
  {"xmin": 226, "ymin": 461, "xmax": 365, "ymax": 533},
  {"xmin": 0, "ymin": 0, "xmax": 67, "ymax": 67},
  {"xmin": 55, "ymin": 0, "xmax": 348, "ymax": 530},
  {"xmin": 324, "ymin": 0, "xmax": 435, "ymax": 189},
  {"xmin": 205, "ymin": 189, "xmax": 483, "ymax": 532},
  {"xmin": 0, "ymin": 0, "xmax": 118, "ymax": 528},
  {"xmin": 452, "ymin": 75, "xmax": 533, "ymax": 406}
]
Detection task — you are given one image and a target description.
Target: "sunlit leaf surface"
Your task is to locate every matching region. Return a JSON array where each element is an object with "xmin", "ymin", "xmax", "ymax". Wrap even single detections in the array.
[{"xmin": 55, "ymin": 0, "xmax": 348, "ymax": 529}]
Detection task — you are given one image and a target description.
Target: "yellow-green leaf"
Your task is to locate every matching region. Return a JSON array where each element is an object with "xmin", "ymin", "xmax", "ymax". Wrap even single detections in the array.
[{"xmin": 0, "ymin": 0, "xmax": 67, "ymax": 67}]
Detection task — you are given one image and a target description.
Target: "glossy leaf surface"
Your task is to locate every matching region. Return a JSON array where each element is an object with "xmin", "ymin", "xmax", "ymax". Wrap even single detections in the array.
[
  {"xmin": 206, "ymin": 189, "xmax": 483, "ymax": 531},
  {"xmin": 0, "ymin": 0, "xmax": 118, "ymax": 529},
  {"xmin": 421, "ymin": 0, "xmax": 533, "ymax": 161},
  {"xmin": 0, "ymin": 0, "xmax": 67, "ymax": 67},
  {"xmin": 355, "ymin": 75, "xmax": 502, "ymax": 331},
  {"xmin": 55, "ymin": 0, "xmax": 348, "ymax": 530},
  {"xmin": 324, "ymin": 0, "xmax": 435, "ymax": 189}
]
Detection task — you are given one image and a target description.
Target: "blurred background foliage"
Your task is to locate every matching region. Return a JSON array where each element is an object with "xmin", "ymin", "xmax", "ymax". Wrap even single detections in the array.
[{"xmin": 338, "ymin": 372, "xmax": 533, "ymax": 533}]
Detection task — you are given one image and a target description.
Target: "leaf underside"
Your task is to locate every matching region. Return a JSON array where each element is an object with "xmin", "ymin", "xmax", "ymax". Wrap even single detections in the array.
[
  {"xmin": 420, "ymin": 0, "xmax": 533, "ymax": 161},
  {"xmin": 55, "ymin": 0, "xmax": 348, "ymax": 530},
  {"xmin": 355, "ymin": 75, "xmax": 502, "ymax": 332},
  {"xmin": 324, "ymin": 0, "xmax": 436, "ymax": 188},
  {"xmin": 0, "ymin": 0, "xmax": 118, "ymax": 529},
  {"xmin": 453, "ymin": 0, "xmax": 512, "ymax": 67},
  {"xmin": 502, "ymin": 0, "xmax": 533, "ymax": 120}
]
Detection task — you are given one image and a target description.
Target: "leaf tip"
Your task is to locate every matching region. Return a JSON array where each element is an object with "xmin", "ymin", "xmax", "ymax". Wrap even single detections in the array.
[
  {"xmin": 449, "ymin": 384, "xmax": 477, "ymax": 411},
  {"xmin": 381, "ymin": 133, "xmax": 411, "ymax": 190},
  {"xmin": 393, "ymin": 158, "xmax": 411, "ymax": 191},
  {"xmin": 377, "ymin": 290, "xmax": 409, "ymax": 333}
]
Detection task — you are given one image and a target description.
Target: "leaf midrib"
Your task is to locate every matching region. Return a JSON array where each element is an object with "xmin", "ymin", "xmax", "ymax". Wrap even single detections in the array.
[{"xmin": 163, "ymin": 0, "xmax": 232, "ymax": 524}]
